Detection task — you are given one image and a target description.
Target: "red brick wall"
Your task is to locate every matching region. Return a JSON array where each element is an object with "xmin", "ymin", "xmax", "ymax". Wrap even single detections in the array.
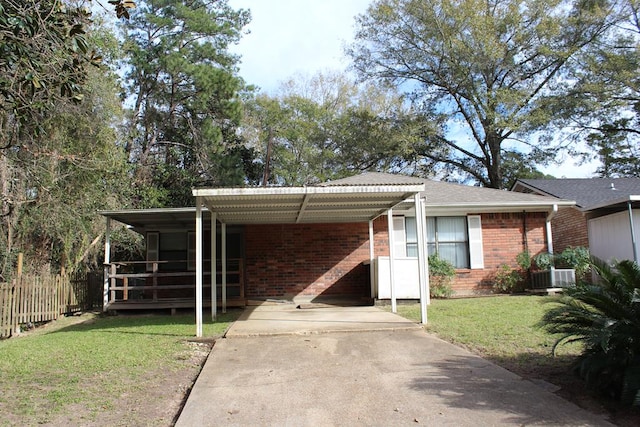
[
  {"xmin": 243, "ymin": 212, "xmax": 550, "ymax": 299},
  {"xmin": 552, "ymin": 208, "xmax": 588, "ymax": 253},
  {"xmin": 244, "ymin": 223, "xmax": 372, "ymax": 299},
  {"xmin": 450, "ymin": 212, "xmax": 548, "ymax": 294}
]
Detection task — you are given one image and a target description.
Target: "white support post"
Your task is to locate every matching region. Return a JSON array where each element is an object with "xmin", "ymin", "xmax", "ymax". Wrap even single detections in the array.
[
  {"xmin": 369, "ymin": 219, "xmax": 375, "ymax": 299},
  {"xmin": 195, "ymin": 198, "xmax": 203, "ymax": 338},
  {"xmin": 222, "ymin": 222, "xmax": 227, "ymax": 314},
  {"xmin": 415, "ymin": 194, "xmax": 428, "ymax": 324},
  {"xmin": 103, "ymin": 217, "xmax": 111, "ymax": 312},
  {"xmin": 211, "ymin": 212, "xmax": 217, "ymax": 321},
  {"xmin": 387, "ymin": 208, "xmax": 397, "ymax": 313}
]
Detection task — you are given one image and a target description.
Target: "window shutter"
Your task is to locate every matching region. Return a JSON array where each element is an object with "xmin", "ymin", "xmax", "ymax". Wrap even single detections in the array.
[
  {"xmin": 392, "ymin": 216, "xmax": 407, "ymax": 257},
  {"xmin": 467, "ymin": 215, "xmax": 484, "ymax": 269},
  {"xmin": 146, "ymin": 232, "xmax": 159, "ymax": 271}
]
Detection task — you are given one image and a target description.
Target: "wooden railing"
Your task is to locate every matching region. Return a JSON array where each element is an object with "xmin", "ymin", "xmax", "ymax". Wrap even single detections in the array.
[{"xmin": 104, "ymin": 259, "xmax": 244, "ymax": 305}]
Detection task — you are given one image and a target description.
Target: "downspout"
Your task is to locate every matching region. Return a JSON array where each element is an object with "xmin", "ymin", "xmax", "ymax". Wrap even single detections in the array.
[
  {"xmin": 546, "ymin": 204, "xmax": 558, "ymax": 287},
  {"xmin": 628, "ymin": 201, "xmax": 638, "ymax": 263}
]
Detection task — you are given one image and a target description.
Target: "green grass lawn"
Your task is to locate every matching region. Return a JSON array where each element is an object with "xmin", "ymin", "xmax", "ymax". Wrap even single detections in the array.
[
  {"xmin": 0, "ymin": 310, "xmax": 241, "ymax": 426},
  {"xmin": 393, "ymin": 295, "xmax": 583, "ymax": 378}
]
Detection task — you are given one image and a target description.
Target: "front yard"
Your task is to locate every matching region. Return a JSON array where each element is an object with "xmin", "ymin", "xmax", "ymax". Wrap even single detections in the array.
[{"xmin": 0, "ymin": 310, "xmax": 241, "ymax": 426}]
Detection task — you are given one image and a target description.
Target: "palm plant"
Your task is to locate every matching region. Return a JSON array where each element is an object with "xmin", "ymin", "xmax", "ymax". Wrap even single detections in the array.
[{"xmin": 539, "ymin": 259, "xmax": 640, "ymax": 406}]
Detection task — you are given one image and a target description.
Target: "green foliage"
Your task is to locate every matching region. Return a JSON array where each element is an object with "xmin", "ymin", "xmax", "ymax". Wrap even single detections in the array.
[
  {"xmin": 534, "ymin": 252, "xmax": 556, "ymax": 271},
  {"xmin": 349, "ymin": 0, "xmax": 618, "ymax": 188},
  {"xmin": 122, "ymin": 0, "xmax": 251, "ymax": 207},
  {"xmin": 428, "ymin": 254, "xmax": 455, "ymax": 298},
  {"xmin": 533, "ymin": 246, "xmax": 591, "ymax": 278},
  {"xmin": 243, "ymin": 72, "xmax": 433, "ymax": 185},
  {"xmin": 493, "ymin": 264, "xmax": 523, "ymax": 293},
  {"xmin": 0, "ymin": 0, "xmax": 131, "ymax": 149},
  {"xmin": 539, "ymin": 259, "xmax": 640, "ymax": 405},
  {"xmin": 516, "ymin": 250, "xmax": 532, "ymax": 271}
]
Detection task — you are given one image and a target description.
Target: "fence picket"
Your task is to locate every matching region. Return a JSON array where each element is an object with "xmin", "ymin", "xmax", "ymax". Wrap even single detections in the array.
[{"xmin": 0, "ymin": 272, "xmax": 100, "ymax": 338}]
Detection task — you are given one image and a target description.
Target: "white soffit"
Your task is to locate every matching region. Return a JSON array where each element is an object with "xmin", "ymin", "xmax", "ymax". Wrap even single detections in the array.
[{"xmin": 192, "ymin": 185, "xmax": 425, "ymax": 224}]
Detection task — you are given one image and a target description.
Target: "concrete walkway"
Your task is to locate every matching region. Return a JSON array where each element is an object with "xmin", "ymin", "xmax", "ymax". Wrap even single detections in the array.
[{"xmin": 176, "ymin": 304, "xmax": 612, "ymax": 426}]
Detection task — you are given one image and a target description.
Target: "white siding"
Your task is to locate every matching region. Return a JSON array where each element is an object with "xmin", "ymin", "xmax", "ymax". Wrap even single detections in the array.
[
  {"xmin": 375, "ymin": 257, "xmax": 420, "ymax": 299},
  {"xmin": 588, "ymin": 209, "xmax": 640, "ymax": 263}
]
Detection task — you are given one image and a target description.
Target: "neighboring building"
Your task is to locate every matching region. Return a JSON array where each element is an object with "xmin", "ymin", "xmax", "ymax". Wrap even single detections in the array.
[
  {"xmin": 512, "ymin": 178, "xmax": 640, "ymax": 263},
  {"xmin": 100, "ymin": 173, "xmax": 573, "ymax": 311}
]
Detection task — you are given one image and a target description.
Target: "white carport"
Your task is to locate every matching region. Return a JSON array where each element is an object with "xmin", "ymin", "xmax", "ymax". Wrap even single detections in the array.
[{"xmin": 192, "ymin": 184, "xmax": 428, "ymax": 337}]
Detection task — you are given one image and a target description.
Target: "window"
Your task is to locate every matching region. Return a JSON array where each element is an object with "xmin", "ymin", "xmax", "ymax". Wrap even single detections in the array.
[
  {"xmin": 395, "ymin": 215, "xmax": 484, "ymax": 269},
  {"xmin": 427, "ymin": 217, "xmax": 469, "ymax": 268}
]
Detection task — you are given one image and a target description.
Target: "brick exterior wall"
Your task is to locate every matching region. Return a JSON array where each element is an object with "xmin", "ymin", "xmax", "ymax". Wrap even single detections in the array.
[
  {"xmin": 244, "ymin": 223, "xmax": 372, "ymax": 299},
  {"xmin": 451, "ymin": 212, "xmax": 548, "ymax": 295},
  {"xmin": 243, "ymin": 212, "xmax": 550, "ymax": 299},
  {"xmin": 551, "ymin": 207, "xmax": 588, "ymax": 253}
]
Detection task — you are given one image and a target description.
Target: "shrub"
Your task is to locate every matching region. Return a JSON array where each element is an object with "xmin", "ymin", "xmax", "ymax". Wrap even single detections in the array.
[
  {"xmin": 533, "ymin": 247, "xmax": 590, "ymax": 276},
  {"xmin": 428, "ymin": 254, "xmax": 454, "ymax": 298},
  {"xmin": 493, "ymin": 264, "xmax": 523, "ymax": 293},
  {"xmin": 539, "ymin": 258, "xmax": 640, "ymax": 406}
]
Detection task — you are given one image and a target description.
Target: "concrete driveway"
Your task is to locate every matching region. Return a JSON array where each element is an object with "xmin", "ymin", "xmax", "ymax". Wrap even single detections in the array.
[{"xmin": 176, "ymin": 304, "xmax": 612, "ymax": 426}]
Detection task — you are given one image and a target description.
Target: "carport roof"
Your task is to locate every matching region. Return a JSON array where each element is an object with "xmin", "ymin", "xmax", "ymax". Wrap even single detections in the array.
[
  {"xmin": 100, "ymin": 181, "xmax": 425, "ymax": 230},
  {"xmin": 192, "ymin": 184, "xmax": 425, "ymax": 224}
]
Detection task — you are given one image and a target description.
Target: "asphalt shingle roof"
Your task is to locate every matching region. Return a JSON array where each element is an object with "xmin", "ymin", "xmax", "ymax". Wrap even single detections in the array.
[
  {"xmin": 514, "ymin": 178, "xmax": 640, "ymax": 210},
  {"xmin": 319, "ymin": 172, "xmax": 570, "ymax": 207}
]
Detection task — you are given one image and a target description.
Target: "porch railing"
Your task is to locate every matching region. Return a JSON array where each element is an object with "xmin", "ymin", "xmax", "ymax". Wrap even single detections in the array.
[{"xmin": 104, "ymin": 259, "xmax": 243, "ymax": 305}]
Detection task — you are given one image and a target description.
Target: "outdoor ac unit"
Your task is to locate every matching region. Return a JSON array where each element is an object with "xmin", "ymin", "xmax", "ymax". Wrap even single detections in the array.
[{"xmin": 530, "ymin": 269, "xmax": 576, "ymax": 289}]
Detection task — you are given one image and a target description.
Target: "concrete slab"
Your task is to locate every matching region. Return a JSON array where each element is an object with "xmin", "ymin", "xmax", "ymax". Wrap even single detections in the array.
[
  {"xmin": 176, "ymin": 330, "xmax": 613, "ymax": 426},
  {"xmin": 224, "ymin": 303, "xmax": 422, "ymax": 337}
]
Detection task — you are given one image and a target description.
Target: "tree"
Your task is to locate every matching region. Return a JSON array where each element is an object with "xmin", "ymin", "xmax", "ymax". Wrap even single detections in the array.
[
  {"xmin": 539, "ymin": 259, "xmax": 640, "ymax": 406},
  {"xmin": 122, "ymin": 0, "xmax": 250, "ymax": 208},
  {"xmin": 554, "ymin": 0, "xmax": 640, "ymax": 176},
  {"xmin": 0, "ymin": 0, "xmax": 133, "ymax": 150},
  {"xmin": 0, "ymin": 22, "xmax": 130, "ymax": 278},
  {"xmin": 348, "ymin": 0, "xmax": 619, "ymax": 188},
  {"xmin": 242, "ymin": 72, "xmax": 437, "ymax": 186}
]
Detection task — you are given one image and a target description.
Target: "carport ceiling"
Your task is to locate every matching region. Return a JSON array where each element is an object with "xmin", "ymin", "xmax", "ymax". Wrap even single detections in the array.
[{"xmin": 192, "ymin": 185, "xmax": 425, "ymax": 224}]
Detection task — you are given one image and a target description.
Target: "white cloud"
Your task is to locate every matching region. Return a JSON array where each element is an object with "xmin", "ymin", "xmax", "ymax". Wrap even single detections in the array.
[{"xmin": 228, "ymin": 0, "xmax": 372, "ymax": 94}]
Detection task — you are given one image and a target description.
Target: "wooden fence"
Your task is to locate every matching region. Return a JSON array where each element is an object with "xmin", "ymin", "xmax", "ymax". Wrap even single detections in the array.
[{"xmin": 0, "ymin": 272, "xmax": 102, "ymax": 338}]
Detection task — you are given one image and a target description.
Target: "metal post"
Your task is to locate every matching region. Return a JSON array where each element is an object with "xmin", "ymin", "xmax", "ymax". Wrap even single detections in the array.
[
  {"xmin": 103, "ymin": 217, "xmax": 111, "ymax": 312},
  {"xmin": 195, "ymin": 198, "xmax": 203, "ymax": 338},
  {"xmin": 222, "ymin": 222, "xmax": 227, "ymax": 314},
  {"xmin": 369, "ymin": 219, "xmax": 375, "ymax": 299},
  {"xmin": 387, "ymin": 208, "xmax": 397, "ymax": 313},
  {"xmin": 211, "ymin": 212, "xmax": 217, "ymax": 321},
  {"xmin": 415, "ymin": 194, "xmax": 428, "ymax": 324}
]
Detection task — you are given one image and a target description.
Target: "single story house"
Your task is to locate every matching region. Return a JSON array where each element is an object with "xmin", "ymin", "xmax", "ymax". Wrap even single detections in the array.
[
  {"xmin": 100, "ymin": 173, "xmax": 573, "ymax": 328},
  {"xmin": 511, "ymin": 178, "xmax": 640, "ymax": 263}
]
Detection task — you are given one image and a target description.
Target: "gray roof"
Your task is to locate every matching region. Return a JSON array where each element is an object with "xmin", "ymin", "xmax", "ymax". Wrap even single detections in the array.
[
  {"xmin": 318, "ymin": 172, "xmax": 426, "ymax": 187},
  {"xmin": 513, "ymin": 178, "xmax": 640, "ymax": 210},
  {"xmin": 323, "ymin": 172, "xmax": 572, "ymax": 212}
]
